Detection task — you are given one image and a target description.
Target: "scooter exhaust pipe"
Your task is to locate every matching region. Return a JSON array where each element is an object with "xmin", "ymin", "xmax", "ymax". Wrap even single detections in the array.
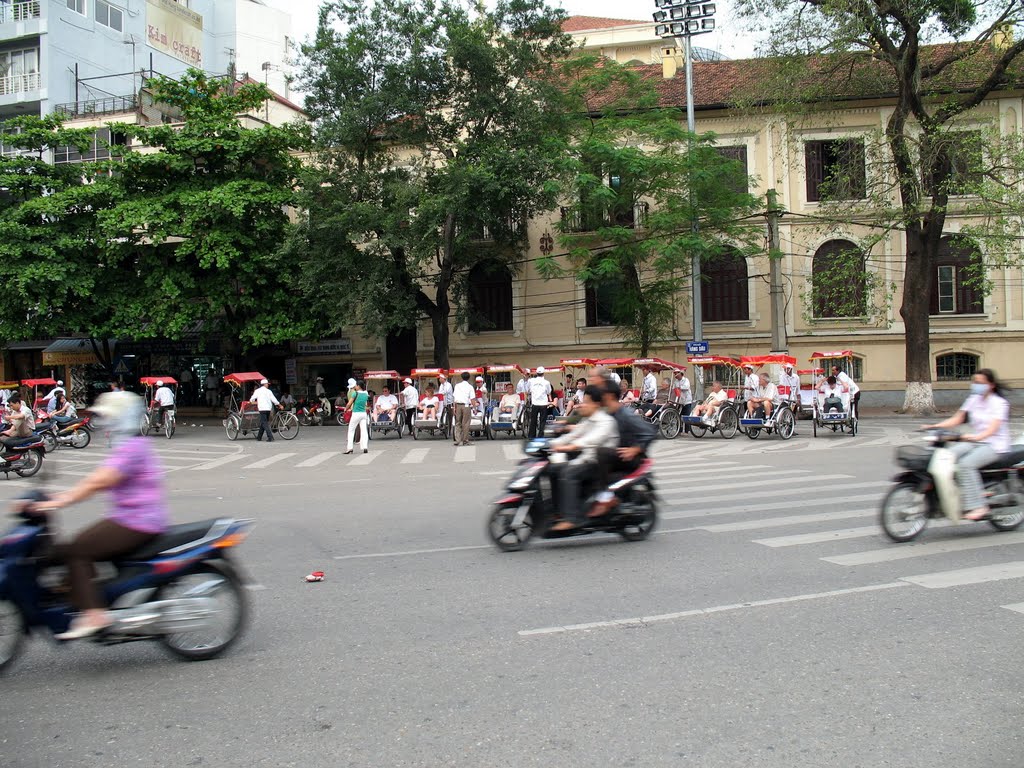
[{"xmin": 108, "ymin": 597, "xmax": 218, "ymax": 635}]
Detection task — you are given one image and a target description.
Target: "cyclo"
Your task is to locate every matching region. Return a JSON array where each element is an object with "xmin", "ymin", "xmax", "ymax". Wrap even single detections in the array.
[
  {"xmin": 736, "ymin": 354, "xmax": 797, "ymax": 440},
  {"xmin": 409, "ymin": 368, "xmax": 450, "ymax": 440},
  {"xmin": 223, "ymin": 372, "xmax": 299, "ymax": 441},
  {"xmin": 139, "ymin": 376, "xmax": 177, "ymax": 438},
  {"xmin": 364, "ymin": 370, "xmax": 404, "ymax": 440},
  {"xmin": 809, "ymin": 350, "xmax": 858, "ymax": 437},
  {"xmin": 681, "ymin": 356, "xmax": 742, "ymax": 438},
  {"xmin": 484, "ymin": 364, "xmax": 526, "ymax": 440},
  {"xmin": 627, "ymin": 357, "xmax": 688, "ymax": 439},
  {"xmin": 22, "ymin": 378, "xmax": 58, "ymax": 412}
]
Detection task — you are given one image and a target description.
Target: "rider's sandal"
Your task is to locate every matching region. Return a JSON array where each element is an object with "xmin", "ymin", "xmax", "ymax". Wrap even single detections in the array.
[
  {"xmin": 551, "ymin": 521, "xmax": 577, "ymax": 532},
  {"xmin": 965, "ymin": 507, "xmax": 991, "ymax": 521},
  {"xmin": 55, "ymin": 619, "xmax": 112, "ymax": 641}
]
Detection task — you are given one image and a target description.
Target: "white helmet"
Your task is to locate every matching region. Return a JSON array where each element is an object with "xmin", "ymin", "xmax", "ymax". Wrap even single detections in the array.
[
  {"xmin": 156, "ymin": 380, "xmax": 164, "ymax": 387},
  {"xmin": 91, "ymin": 391, "xmax": 144, "ymax": 437}
]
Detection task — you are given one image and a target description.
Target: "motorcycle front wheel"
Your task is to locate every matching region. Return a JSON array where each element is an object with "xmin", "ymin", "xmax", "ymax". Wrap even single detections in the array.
[
  {"xmin": 0, "ymin": 599, "xmax": 25, "ymax": 674},
  {"xmin": 879, "ymin": 482, "xmax": 929, "ymax": 542},
  {"xmin": 488, "ymin": 502, "xmax": 534, "ymax": 552},
  {"xmin": 14, "ymin": 449, "xmax": 42, "ymax": 478},
  {"xmin": 41, "ymin": 432, "xmax": 57, "ymax": 453},
  {"xmin": 157, "ymin": 563, "xmax": 248, "ymax": 661}
]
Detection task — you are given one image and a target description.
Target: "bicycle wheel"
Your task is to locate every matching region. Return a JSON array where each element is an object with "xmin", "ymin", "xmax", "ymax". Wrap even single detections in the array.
[
  {"xmin": 275, "ymin": 411, "xmax": 299, "ymax": 440},
  {"xmin": 659, "ymin": 408, "xmax": 682, "ymax": 440},
  {"xmin": 164, "ymin": 412, "xmax": 175, "ymax": 439},
  {"xmin": 718, "ymin": 407, "xmax": 738, "ymax": 439},
  {"xmin": 776, "ymin": 408, "xmax": 796, "ymax": 440},
  {"xmin": 225, "ymin": 414, "xmax": 241, "ymax": 440}
]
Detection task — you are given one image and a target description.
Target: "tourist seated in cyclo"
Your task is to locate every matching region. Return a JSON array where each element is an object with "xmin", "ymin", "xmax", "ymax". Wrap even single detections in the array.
[
  {"xmin": 747, "ymin": 372, "xmax": 780, "ymax": 419},
  {"xmin": 692, "ymin": 380, "xmax": 729, "ymax": 423},
  {"xmin": 497, "ymin": 389, "xmax": 520, "ymax": 418},
  {"xmin": 817, "ymin": 375, "xmax": 847, "ymax": 413},
  {"xmin": 619, "ymin": 379, "xmax": 636, "ymax": 405},
  {"xmin": 418, "ymin": 386, "xmax": 440, "ymax": 421},
  {"xmin": 643, "ymin": 378, "xmax": 672, "ymax": 420},
  {"xmin": 563, "ymin": 378, "xmax": 586, "ymax": 418},
  {"xmin": 373, "ymin": 386, "xmax": 399, "ymax": 422}
]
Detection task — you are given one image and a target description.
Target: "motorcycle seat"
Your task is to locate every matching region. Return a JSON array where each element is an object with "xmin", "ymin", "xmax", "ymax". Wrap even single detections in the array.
[
  {"xmin": 982, "ymin": 446, "xmax": 1024, "ymax": 470},
  {"xmin": 0, "ymin": 435, "xmax": 39, "ymax": 449},
  {"xmin": 118, "ymin": 519, "xmax": 221, "ymax": 561}
]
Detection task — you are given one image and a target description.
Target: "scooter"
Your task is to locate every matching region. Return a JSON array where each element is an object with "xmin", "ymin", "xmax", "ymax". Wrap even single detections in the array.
[
  {"xmin": 487, "ymin": 438, "xmax": 658, "ymax": 551},
  {"xmin": 0, "ymin": 492, "xmax": 254, "ymax": 673},
  {"xmin": 0, "ymin": 430, "xmax": 46, "ymax": 477},
  {"xmin": 296, "ymin": 399, "xmax": 325, "ymax": 427},
  {"xmin": 49, "ymin": 416, "xmax": 92, "ymax": 449},
  {"xmin": 879, "ymin": 428, "xmax": 1024, "ymax": 542}
]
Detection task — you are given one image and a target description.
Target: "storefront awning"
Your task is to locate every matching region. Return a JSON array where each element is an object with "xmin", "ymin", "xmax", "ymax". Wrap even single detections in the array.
[
  {"xmin": 6, "ymin": 339, "xmax": 50, "ymax": 351},
  {"xmin": 42, "ymin": 338, "xmax": 111, "ymax": 366}
]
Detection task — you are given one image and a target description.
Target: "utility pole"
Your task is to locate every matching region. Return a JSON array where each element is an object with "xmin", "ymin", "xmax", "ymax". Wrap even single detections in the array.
[{"xmin": 766, "ymin": 188, "xmax": 787, "ymax": 352}]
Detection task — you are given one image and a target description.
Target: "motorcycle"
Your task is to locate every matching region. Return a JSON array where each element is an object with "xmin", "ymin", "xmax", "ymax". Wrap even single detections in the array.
[
  {"xmin": 0, "ymin": 492, "xmax": 254, "ymax": 672},
  {"xmin": 0, "ymin": 435, "xmax": 45, "ymax": 479},
  {"xmin": 487, "ymin": 438, "xmax": 658, "ymax": 551},
  {"xmin": 880, "ymin": 429, "xmax": 1024, "ymax": 542},
  {"xmin": 49, "ymin": 416, "xmax": 92, "ymax": 449},
  {"xmin": 296, "ymin": 399, "xmax": 325, "ymax": 427}
]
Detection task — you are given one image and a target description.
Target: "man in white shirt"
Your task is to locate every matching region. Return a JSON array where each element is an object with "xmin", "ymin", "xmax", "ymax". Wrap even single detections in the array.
[
  {"xmin": 640, "ymin": 367, "xmax": 658, "ymax": 404},
  {"xmin": 832, "ymin": 365, "xmax": 861, "ymax": 418},
  {"xmin": 401, "ymin": 377, "xmax": 419, "ymax": 435},
  {"xmin": 373, "ymin": 386, "xmax": 399, "ymax": 422},
  {"xmin": 204, "ymin": 370, "xmax": 219, "ymax": 408},
  {"xmin": 527, "ymin": 367, "xmax": 553, "ymax": 439},
  {"xmin": 515, "ymin": 374, "xmax": 530, "ymax": 396},
  {"xmin": 250, "ymin": 378, "xmax": 280, "ymax": 442},
  {"xmin": 549, "ymin": 385, "xmax": 619, "ymax": 531},
  {"xmin": 748, "ymin": 373, "xmax": 780, "ymax": 419},
  {"xmin": 452, "ymin": 371, "xmax": 476, "ymax": 446},
  {"xmin": 692, "ymin": 381, "xmax": 729, "ymax": 423},
  {"xmin": 741, "ymin": 364, "xmax": 759, "ymax": 404},
  {"xmin": 673, "ymin": 370, "xmax": 694, "ymax": 433},
  {"xmin": 779, "ymin": 364, "xmax": 800, "ymax": 408},
  {"xmin": 3, "ymin": 392, "xmax": 33, "ymax": 439}
]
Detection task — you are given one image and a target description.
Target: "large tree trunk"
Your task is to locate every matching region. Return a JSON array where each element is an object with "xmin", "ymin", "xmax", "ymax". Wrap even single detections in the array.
[{"xmin": 900, "ymin": 226, "xmax": 936, "ymax": 414}]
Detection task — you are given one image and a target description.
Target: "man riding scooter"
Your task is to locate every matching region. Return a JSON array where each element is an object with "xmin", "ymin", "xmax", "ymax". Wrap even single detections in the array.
[{"xmin": 590, "ymin": 377, "xmax": 658, "ymax": 517}]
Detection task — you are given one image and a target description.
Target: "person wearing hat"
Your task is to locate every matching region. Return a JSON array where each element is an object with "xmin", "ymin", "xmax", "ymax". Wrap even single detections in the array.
[
  {"xmin": 31, "ymin": 391, "xmax": 168, "ymax": 639},
  {"xmin": 473, "ymin": 375, "xmax": 488, "ymax": 422},
  {"xmin": 741, "ymin": 363, "xmax": 760, "ymax": 408},
  {"xmin": 250, "ymin": 378, "xmax": 281, "ymax": 442},
  {"xmin": 527, "ymin": 367, "xmax": 552, "ymax": 439},
  {"xmin": 150, "ymin": 379, "xmax": 176, "ymax": 429},
  {"xmin": 344, "ymin": 380, "xmax": 370, "ymax": 454},
  {"xmin": 2, "ymin": 391, "xmax": 34, "ymax": 439},
  {"xmin": 436, "ymin": 373, "xmax": 454, "ymax": 433},
  {"xmin": 401, "ymin": 377, "xmax": 419, "ymax": 435},
  {"xmin": 831, "ymin": 365, "xmax": 861, "ymax": 419},
  {"xmin": 779, "ymin": 363, "xmax": 801, "ymax": 427},
  {"xmin": 314, "ymin": 376, "xmax": 332, "ymax": 417},
  {"xmin": 639, "ymin": 366, "xmax": 658, "ymax": 404}
]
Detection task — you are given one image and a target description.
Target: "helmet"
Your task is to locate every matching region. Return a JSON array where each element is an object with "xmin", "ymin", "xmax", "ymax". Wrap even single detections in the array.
[
  {"xmin": 91, "ymin": 391, "xmax": 145, "ymax": 436},
  {"xmin": 156, "ymin": 380, "xmax": 164, "ymax": 387},
  {"xmin": 536, "ymin": 366, "xmax": 546, "ymax": 374}
]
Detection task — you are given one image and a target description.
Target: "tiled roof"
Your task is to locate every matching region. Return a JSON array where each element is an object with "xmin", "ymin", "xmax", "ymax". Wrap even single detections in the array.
[{"xmin": 562, "ymin": 15, "xmax": 649, "ymax": 33}]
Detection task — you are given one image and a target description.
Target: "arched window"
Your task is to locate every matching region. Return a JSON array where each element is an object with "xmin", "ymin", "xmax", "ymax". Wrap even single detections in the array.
[
  {"xmin": 702, "ymin": 249, "xmax": 748, "ymax": 322},
  {"xmin": 936, "ymin": 352, "xmax": 979, "ymax": 381},
  {"xmin": 931, "ymin": 236, "xmax": 983, "ymax": 315},
  {"xmin": 812, "ymin": 239, "xmax": 867, "ymax": 318},
  {"xmin": 467, "ymin": 262, "xmax": 513, "ymax": 332}
]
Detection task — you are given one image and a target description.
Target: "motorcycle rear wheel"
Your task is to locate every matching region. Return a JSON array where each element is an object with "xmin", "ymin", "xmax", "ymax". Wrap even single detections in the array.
[
  {"xmin": 619, "ymin": 489, "xmax": 658, "ymax": 542},
  {"xmin": 0, "ymin": 599, "xmax": 25, "ymax": 674},
  {"xmin": 488, "ymin": 502, "xmax": 534, "ymax": 552},
  {"xmin": 70, "ymin": 429, "xmax": 91, "ymax": 449},
  {"xmin": 297, "ymin": 412, "xmax": 311, "ymax": 427},
  {"xmin": 157, "ymin": 563, "xmax": 248, "ymax": 661},
  {"xmin": 14, "ymin": 449, "xmax": 42, "ymax": 478},
  {"xmin": 879, "ymin": 482, "xmax": 929, "ymax": 542},
  {"xmin": 989, "ymin": 486, "xmax": 1024, "ymax": 531}
]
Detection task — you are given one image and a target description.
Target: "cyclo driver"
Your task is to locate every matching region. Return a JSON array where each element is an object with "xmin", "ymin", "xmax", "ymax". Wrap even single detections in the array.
[{"xmin": 151, "ymin": 380, "xmax": 175, "ymax": 426}]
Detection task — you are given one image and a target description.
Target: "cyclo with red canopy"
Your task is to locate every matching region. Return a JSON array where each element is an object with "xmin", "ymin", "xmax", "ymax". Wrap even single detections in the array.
[
  {"xmin": 485, "ymin": 364, "xmax": 526, "ymax": 439},
  {"xmin": 363, "ymin": 370, "xmax": 405, "ymax": 439},
  {"xmin": 22, "ymin": 378, "xmax": 57, "ymax": 411},
  {"xmin": 808, "ymin": 350, "xmax": 859, "ymax": 437},
  {"xmin": 409, "ymin": 368, "xmax": 450, "ymax": 440},
  {"xmin": 630, "ymin": 357, "xmax": 689, "ymax": 440},
  {"xmin": 681, "ymin": 356, "xmax": 741, "ymax": 438},
  {"xmin": 223, "ymin": 372, "xmax": 299, "ymax": 441},
  {"xmin": 736, "ymin": 354, "xmax": 797, "ymax": 440},
  {"xmin": 139, "ymin": 376, "xmax": 178, "ymax": 439}
]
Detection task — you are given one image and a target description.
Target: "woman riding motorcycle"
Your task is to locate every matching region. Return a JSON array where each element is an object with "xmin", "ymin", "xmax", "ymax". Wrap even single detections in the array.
[
  {"xmin": 923, "ymin": 368, "xmax": 1011, "ymax": 521},
  {"xmin": 29, "ymin": 391, "xmax": 169, "ymax": 639}
]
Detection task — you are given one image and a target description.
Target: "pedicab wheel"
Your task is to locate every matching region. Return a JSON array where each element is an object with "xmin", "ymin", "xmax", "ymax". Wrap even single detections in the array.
[
  {"xmin": 486, "ymin": 424, "xmax": 496, "ymax": 440},
  {"xmin": 659, "ymin": 408, "xmax": 682, "ymax": 440},
  {"xmin": 276, "ymin": 411, "xmax": 299, "ymax": 440},
  {"xmin": 746, "ymin": 425, "xmax": 761, "ymax": 440},
  {"xmin": 70, "ymin": 429, "xmax": 91, "ymax": 449},
  {"xmin": 850, "ymin": 417, "xmax": 858, "ymax": 437},
  {"xmin": 164, "ymin": 414, "xmax": 175, "ymax": 439},
  {"xmin": 488, "ymin": 502, "xmax": 534, "ymax": 551},
  {"xmin": 718, "ymin": 407, "xmax": 738, "ymax": 439},
  {"xmin": 157, "ymin": 562, "xmax": 247, "ymax": 661},
  {"xmin": 689, "ymin": 423, "xmax": 706, "ymax": 438},
  {"xmin": 41, "ymin": 432, "xmax": 57, "ymax": 453},
  {"xmin": 225, "ymin": 414, "xmax": 241, "ymax": 441},
  {"xmin": 139, "ymin": 413, "xmax": 151, "ymax": 437},
  {"xmin": 879, "ymin": 482, "xmax": 929, "ymax": 542},
  {"xmin": 0, "ymin": 599, "xmax": 25, "ymax": 674},
  {"xmin": 620, "ymin": 488, "xmax": 658, "ymax": 542},
  {"xmin": 777, "ymin": 408, "xmax": 796, "ymax": 440},
  {"xmin": 14, "ymin": 449, "xmax": 42, "ymax": 478}
]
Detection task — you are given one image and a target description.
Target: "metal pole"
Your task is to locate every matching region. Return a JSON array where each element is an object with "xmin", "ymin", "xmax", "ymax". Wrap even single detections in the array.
[
  {"xmin": 682, "ymin": 34, "xmax": 703, "ymax": 398},
  {"xmin": 767, "ymin": 189, "xmax": 787, "ymax": 352}
]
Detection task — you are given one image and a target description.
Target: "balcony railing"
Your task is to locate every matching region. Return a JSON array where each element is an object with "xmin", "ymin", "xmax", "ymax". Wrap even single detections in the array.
[
  {"xmin": 466, "ymin": 215, "xmax": 522, "ymax": 242},
  {"xmin": 0, "ymin": 71, "xmax": 40, "ymax": 96},
  {"xmin": 560, "ymin": 201, "xmax": 649, "ymax": 233},
  {"xmin": 0, "ymin": 1, "xmax": 41, "ymax": 24},
  {"xmin": 54, "ymin": 94, "xmax": 139, "ymax": 119}
]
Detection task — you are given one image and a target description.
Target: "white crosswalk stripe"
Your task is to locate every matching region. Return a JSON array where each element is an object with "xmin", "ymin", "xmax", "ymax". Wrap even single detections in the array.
[
  {"xmin": 401, "ymin": 448, "xmax": 430, "ymax": 464},
  {"xmin": 901, "ymin": 561, "xmax": 1024, "ymax": 588},
  {"xmin": 659, "ymin": 471, "xmax": 846, "ymax": 493},
  {"xmin": 663, "ymin": 493, "xmax": 882, "ymax": 520},
  {"xmin": 243, "ymin": 453, "xmax": 296, "ymax": 470},
  {"xmin": 454, "ymin": 446, "xmax": 477, "ymax": 463},
  {"xmin": 503, "ymin": 444, "xmax": 522, "ymax": 461},
  {"xmin": 701, "ymin": 509, "xmax": 876, "ymax": 532},
  {"xmin": 348, "ymin": 451, "xmax": 379, "ymax": 466},
  {"xmin": 189, "ymin": 454, "xmax": 246, "ymax": 471},
  {"xmin": 296, "ymin": 451, "xmax": 340, "ymax": 467},
  {"xmin": 753, "ymin": 525, "xmax": 883, "ymax": 548},
  {"xmin": 822, "ymin": 532, "xmax": 1024, "ymax": 566}
]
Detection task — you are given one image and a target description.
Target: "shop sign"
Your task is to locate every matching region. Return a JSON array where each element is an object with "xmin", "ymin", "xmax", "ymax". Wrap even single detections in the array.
[
  {"xmin": 284, "ymin": 358, "xmax": 297, "ymax": 385},
  {"xmin": 146, "ymin": 0, "xmax": 203, "ymax": 66},
  {"xmin": 296, "ymin": 339, "xmax": 352, "ymax": 356},
  {"xmin": 43, "ymin": 351, "xmax": 98, "ymax": 366}
]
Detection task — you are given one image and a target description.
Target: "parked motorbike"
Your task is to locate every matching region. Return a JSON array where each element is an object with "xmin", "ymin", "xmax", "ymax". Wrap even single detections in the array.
[
  {"xmin": 50, "ymin": 416, "xmax": 92, "ymax": 449},
  {"xmin": 487, "ymin": 438, "xmax": 658, "ymax": 551},
  {"xmin": 0, "ymin": 430, "xmax": 46, "ymax": 477},
  {"xmin": 880, "ymin": 429, "xmax": 1024, "ymax": 542},
  {"xmin": 0, "ymin": 492, "xmax": 254, "ymax": 672},
  {"xmin": 30, "ymin": 417, "xmax": 58, "ymax": 453},
  {"xmin": 296, "ymin": 399, "xmax": 325, "ymax": 427}
]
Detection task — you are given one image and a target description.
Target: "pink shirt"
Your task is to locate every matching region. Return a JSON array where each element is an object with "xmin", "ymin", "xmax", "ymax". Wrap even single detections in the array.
[{"xmin": 103, "ymin": 436, "xmax": 169, "ymax": 534}]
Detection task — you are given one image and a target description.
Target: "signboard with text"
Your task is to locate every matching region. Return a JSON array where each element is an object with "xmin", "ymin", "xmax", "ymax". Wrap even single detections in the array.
[
  {"xmin": 284, "ymin": 358, "xmax": 297, "ymax": 385},
  {"xmin": 296, "ymin": 339, "xmax": 352, "ymax": 356},
  {"xmin": 686, "ymin": 341, "xmax": 709, "ymax": 355},
  {"xmin": 146, "ymin": 0, "xmax": 203, "ymax": 67}
]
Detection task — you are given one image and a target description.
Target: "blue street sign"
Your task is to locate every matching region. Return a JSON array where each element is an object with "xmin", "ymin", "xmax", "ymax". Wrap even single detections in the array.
[{"xmin": 686, "ymin": 341, "xmax": 709, "ymax": 355}]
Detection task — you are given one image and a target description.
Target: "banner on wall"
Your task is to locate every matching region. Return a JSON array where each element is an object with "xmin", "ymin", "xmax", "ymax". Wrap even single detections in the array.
[{"xmin": 146, "ymin": 0, "xmax": 203, "ymax": 67}]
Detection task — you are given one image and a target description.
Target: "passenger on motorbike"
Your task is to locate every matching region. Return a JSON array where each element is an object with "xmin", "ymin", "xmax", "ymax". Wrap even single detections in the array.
[
  {"xmin": 923, "ymin": 368, "xmax": 1011, "ymax": 521},
  {"xmin": 27, "ymin": 392, "xmax": 169, "ymax": 639},
  {"xmin": 548, "ymin": 385, "xmax": 618, "ymax": 532},
  {"xmin": 591, "ymin": 380, "xmax": 658, "ymax": 516},
  {"xmin": 50, "ymin": 392, "xmax": 78, "ymax": 427},
  {"xmin": 2, "ymin": 392, "xmax": 33, "ymax": 440}
]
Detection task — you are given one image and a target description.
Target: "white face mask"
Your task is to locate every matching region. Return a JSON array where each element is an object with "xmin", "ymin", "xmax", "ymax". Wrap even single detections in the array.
[{"xmin": 970, "ymin": 382, "xmax": 989, "ymax": 396}]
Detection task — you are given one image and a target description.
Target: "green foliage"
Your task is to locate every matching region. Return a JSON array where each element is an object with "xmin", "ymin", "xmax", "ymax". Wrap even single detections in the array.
[{"xmin": 290, "ymin": 0, "xmax": 577, "ymax": 366}]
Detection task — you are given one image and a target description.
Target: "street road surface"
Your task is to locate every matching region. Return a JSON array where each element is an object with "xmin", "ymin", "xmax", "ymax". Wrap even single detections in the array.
[{"xmin": 2, "ymin": 419, "xmax": 1022, "ymax": 767}]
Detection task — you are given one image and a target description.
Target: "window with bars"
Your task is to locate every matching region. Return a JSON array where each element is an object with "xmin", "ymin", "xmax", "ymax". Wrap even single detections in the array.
[
  {"xmin": 930, "ymin": 236, "xmax": 983, "ymax": 315},
  {"xmin": 714, "ymin": 145, "xmax": 748, "ymax": 195},
  {"xmin": 701, "ymin": 249, "xmax": 749, "ymax": 322},
  {"xmin": 53, "ymin": 127, "xmax": 127, "ymax": 164},
  {"xmin": 96, "ymin": 0, "xmax": 123, "ymax": 31},
  {"xmin": 467, "ymin": 262, "xmax": 513, "ymax": 332},
  {"xmin": 811, "ymin": 239, "xmax": 867, "ymax": 318},
  {"xmin": 817, "ymin": 357, "xmax": 863, "ymax": 381},
  {"xmin": 805, "ymin": 139, "xmax": 867, "ymax": 202},
  {"xmin": 936, "ymin": 353, "xmax": 979, "ymax": 382}
]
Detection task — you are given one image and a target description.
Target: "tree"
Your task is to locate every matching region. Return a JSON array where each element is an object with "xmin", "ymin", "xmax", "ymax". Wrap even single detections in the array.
[
  {"xmin": 540, "ymin": 62, "xmax": 762, "ymax": 356},
  {"xmin": 97, "ymin": 71, "xmax": 312, "ymax": 361},
  {"xmin": 291, "ymin": 0, "xmax": 576, "ymax": 368},
  {"xmin": 735, "ymin": 0, "xmax": 1024, "ymax": 413}
]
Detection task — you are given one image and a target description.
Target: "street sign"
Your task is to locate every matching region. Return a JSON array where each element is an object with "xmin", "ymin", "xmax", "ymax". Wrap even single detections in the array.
[
  {"xmin": 112, "ymin": 357, "xmax": 133, "ymax": 376},
  {"xmin": 686, "ymin": 341, "xmax": 709, "ymax": 355}
]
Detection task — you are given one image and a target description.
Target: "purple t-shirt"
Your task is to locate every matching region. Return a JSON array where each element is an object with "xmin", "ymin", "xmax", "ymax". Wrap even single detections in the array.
[{"xmin": 103, "ymin": 436, "xmax": 169, "ymax": 534}]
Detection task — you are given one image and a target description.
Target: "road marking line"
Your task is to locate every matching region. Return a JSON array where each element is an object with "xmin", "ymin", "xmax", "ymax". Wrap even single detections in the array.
[
  {"xmin": 662, "ymin": 486, "xmax": 880, "ymax": 517},
  {"xmin": 754, "ymin": 525, "xmax": 882, "ymax": 548},
  {"xmin": 296, "ymin": 451, "xmax": 340, "ymax": 467},
  {"xmin": 658, "ymin": 472, "xmax": 848, "ymax": 492},
  {"xmin": 189, "ymin": 454, "xmax": 247, "ymax": 471},
  {"xmin": 401, "ymin": 448, "xmax": 430, "ymax": 464},
  {"xmin": 347, "ymin": 451, "xmax": 379, "ymax": 466},
  {"xmin": 655, "ymin": 464, "xmax": 771, "ymax": 479},
  {"xmin": 335, "ymin": 544, "xmax": 492, "ymax": 560},
  {"xmin": 454, "ymin": 446, "xmax": 476, "ymax": 463},
  {"xmin": 518, "ymin": 582, "xmax": 909, "ymax": 637},
  {"xmin": 1001, "ymin": 602, "xmax": 1024, "ymax": 614},
  {"xmin": 901, "ymin": 561, "xmax": 1024, "ymax": 589},
  {"xmin": 243, "ymin": 453, "xmax": 296, "ymax": 469},
  {"xmin": 701, "ymin": 509, "xmax": 875, "ymax": 532},
  {"xmin": 823, "ymin": 532, "xmax": 1024, "ymax": 566},
  {"xmin": 503, "ymin": 445, "xmax": 522, "ymax": 461}
]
